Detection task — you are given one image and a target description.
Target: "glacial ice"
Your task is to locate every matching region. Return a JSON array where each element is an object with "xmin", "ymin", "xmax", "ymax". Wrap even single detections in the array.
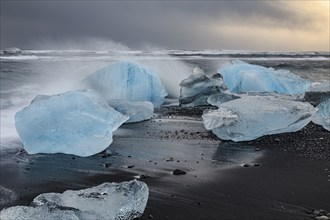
[
  {"xmin": 84, "ymin": 61, "xmax": 168, "ymax": 108},
  {"xmin": 203, "ymin": 96, "xmax": 315, "ymax": 141},
  {"xmin": 218, "ymin": 60, "xmax": 311, "ymax": 94},
  {"xmin": 207, "ymin": 93, "xmax": 240, "ymax": 106},
  {"xmin": 0, "ymin": 180, "xmax": 149, "ymax": 220},
  {"xmin": 179, "ymin": 73, "xmax": 228, "ymax": 106},
  {"xmin": 308, "ymin": 81, "xmax": 330, "ymax": 92},
  {"xmin": 312, "ymin": 98, "xmax": 330, "ymax": 131},
  {"xmin": 15, "ymin": 91, "xmax": 128, "ymax": 157},
  {"xmin": 108, "ymin": 100, "xmax": 154, "ymax": 123}
]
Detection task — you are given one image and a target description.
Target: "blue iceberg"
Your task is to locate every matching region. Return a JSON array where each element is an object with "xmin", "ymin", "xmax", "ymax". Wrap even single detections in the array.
[
  {"xmin": 0, "ymin": 180, "xmax": 149, "ymax": 220},
  {"xmin": 108, "ymin": 100, "xmax": 154, "ymax": 123},
  {"xmin": 15, "ymin": 91, "xmax": 128, "ymax": 157},
  {"xmin": 312, "ymin": 98, "xmax": 330, "ymax": 131},
  {"xmin": 84, "ymin": 61, "xmax": 168, "ymax": 108},
  {"xmin": 203, "ymin": 96, "xmax": 315, "ymax": 141},
  {"xmin": 218, "ymin": 60, "xmax": 311, "ymax": 95}
]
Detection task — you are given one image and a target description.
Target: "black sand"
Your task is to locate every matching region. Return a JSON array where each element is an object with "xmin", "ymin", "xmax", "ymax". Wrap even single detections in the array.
[{"xmin": 0, "ymin": 106, "xmax": 329, "ymax": 220}]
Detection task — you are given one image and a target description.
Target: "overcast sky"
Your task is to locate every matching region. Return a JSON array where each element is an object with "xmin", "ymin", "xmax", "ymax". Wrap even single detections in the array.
[{"xmin": 1, "ymin": 0, "xmax": 329, "ymax": 51}]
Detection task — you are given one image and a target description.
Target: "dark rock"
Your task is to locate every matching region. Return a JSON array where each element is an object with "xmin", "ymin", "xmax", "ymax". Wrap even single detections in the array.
[{"xmin": 173, "ymin": 169, "xmax": 186, "ymax": 175}]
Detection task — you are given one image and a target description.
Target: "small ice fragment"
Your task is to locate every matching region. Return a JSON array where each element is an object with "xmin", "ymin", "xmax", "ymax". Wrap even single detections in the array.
[{"xmin": 0, "ymin": 180, "xmax": 149, "ymax": 220}]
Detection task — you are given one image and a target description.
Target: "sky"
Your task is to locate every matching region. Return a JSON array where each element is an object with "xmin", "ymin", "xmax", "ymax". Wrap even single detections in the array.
[{"xmin": 0, "ymin": 0, "xmax": 329, "ymax": 51}]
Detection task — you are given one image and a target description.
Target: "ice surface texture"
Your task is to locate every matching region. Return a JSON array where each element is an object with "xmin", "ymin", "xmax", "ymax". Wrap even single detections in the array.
[
  {"xmin": 312, "ymin": 98, "xmax": 330, "ymax": 131},
  {"xmin": 308, "ymin": 81, "xmax": 330, "ymax": 92},
  {"xmin": 203, "ymin": 96, "xmax": 315, "ymax": 141},
  {"xmin": 15, "ymin": 91, "xmax": 128, "ymax": 157},
  {"xmin": 85, "ymin": 61, "xmax": 168, "ymax": 108},
  {"xmin": 218, "ymin": 60, "xmax": 311, "ymax": 94},
  {"xmin": 179, "ymin": 73, "xmax": 228, "ymax": 106},
  {"xmin": 108, "ymin": 100, "xmax": 154, "ymax": 123},
  {"xmin": 0, "ymin": 180, "xmax": 149, "ymax": 220}
]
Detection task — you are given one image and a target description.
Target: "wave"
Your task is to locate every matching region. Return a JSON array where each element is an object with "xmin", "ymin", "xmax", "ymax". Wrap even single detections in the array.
[{"xmin": 1, "ymin": 50, "xmax": 329, "ymax": 61}]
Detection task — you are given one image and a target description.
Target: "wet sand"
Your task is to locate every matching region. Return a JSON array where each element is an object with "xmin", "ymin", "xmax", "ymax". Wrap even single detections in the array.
[{"xmin": 0, "ymin": 106, "xmax": 329, "ymax": 220}]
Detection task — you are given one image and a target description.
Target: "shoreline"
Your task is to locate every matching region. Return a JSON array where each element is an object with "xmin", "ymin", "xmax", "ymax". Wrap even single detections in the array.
[{"xmin": 1, "ymin": 106, "xmax": 329, "ymax": 219}]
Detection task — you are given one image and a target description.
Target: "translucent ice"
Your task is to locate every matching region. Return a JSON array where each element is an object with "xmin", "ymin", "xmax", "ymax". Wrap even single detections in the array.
[
  {"xmin": 308, "ymin": 81, "xmax": 330, "ymax": 92},
  {"xmin": 84, "ymin": 61, "xmax": 168, "ymax": 108},
  {"xmin": 312, "ymin": 98, "xmax": 330, "ymax": 131},
  {"xmin": 108, "ymin": 100, "xmax": 154, "ymax": 123},
  {"xmin": 15, "ymin": 91, "xmax": 128, "ymax": 157},
  {"xmin": 203, "ymin": 96, "xmax": 315, "ymax": 141},
  {"xmin": 218, "ymin": 60, "xmax": 311, "ymax": 95},
  {"xmin": 179, "ymin": 73, "xmax": 227, "ymax": 106},
  {"xmin": 0, "ymin": 180, "xmax": 149, "ymax": 220}
]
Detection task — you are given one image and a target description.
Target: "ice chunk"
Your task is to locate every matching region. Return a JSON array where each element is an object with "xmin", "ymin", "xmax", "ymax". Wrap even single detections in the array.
[
  {"xmin": 193, "ymin": 66, "xmax": 205, "ymax": 75},
  {"xmin": 207, "ymin": 93, "xmax": 240, "ymax": 106},
  {"xmin": 218, "ymin": 60, "xmax": 311, "ymax": 94},
  {"xmin": 203, "ymin": 96, "xmax": 315, "ymax": 141},
  {"xmin": 84, "ymin": 61, "xmax": 168, "ymax": 107},
  {"xmin": 108, "ymin": 100, "xmax": 154, "ymax": 123},
  {"xmin": 0, "ymin": 180, "xmax": 149, "ymax": 220},
  {"xmin": 308, "ymin": 81, "xmax": 330, "ymax": 92},
  {"xmin": 312, "ymin": 98, "xmax": 330, "ymax": 131},
  {"xmin": 15, "ymin": 91, "xmax": 128, "ymax": 157},
  {"xmin": 179, "ymin": 73, "xmax": 227, "ymax": 106}
]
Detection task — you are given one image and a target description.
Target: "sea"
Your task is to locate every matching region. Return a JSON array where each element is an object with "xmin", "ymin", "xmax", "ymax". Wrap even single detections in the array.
[{"xmin": 1, "ymin": 49, "xmax": 329, "ymax": 150}]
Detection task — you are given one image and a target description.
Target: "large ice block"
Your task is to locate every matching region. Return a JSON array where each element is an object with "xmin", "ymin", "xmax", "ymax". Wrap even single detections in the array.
[
  {"xmin": 15, "ymin": 91, "xmax": 128, "ymax": 157},
  {"xmin": 218, "ymin": 60, "xmax": 311, "ymax": 94},
  {"xmin": 203, "ymin": 96, "xmax": 315, "ymax": 141},
  {"xmin": 108, "ymin": 100, "xmax": 154, "ymax": 123},
  {"xmin": 84, "ymin": 61, "xmax": 168, "ymax": 108},
  {"xmin": 0, "ymin": 180, "xmax": 149, "ymax": 220},
  {"xmin": 312, "ymin": 98, "xmax": 330, "ymax": 131},
  {"xmin": 179, "ymin": 73, "xmax": 227, "ymax": 106}
]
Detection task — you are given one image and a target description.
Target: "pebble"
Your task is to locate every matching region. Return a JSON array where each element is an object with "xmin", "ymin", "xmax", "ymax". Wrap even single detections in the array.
[
  {"xmin": 243, "ymin": 164, "xmax": 251, "ymax": 167},
  {"xmin": 101, "ymin": 163, "xmax": 111, "ymax": 168},
  {"xmin": 173, "ymin": 169, "xmax": 186, "ymax": 175},
  {"xmin": 316, "ymin": 216, "xmax": 329, "ymax": 220}
]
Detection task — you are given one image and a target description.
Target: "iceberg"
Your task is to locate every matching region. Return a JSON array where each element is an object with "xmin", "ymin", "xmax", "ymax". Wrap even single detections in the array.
[
  {"xmin": 179, "ymin": 73, "xmax": 227, "ymax": 106},
  {"xmin": 84, "ymin": 61, "xmax": 168, "ymax": 108},
  {"xmin": 108, "ymin": 100, "xmax": 154, "ymax": 123},
  {"xmin": 218, "ymin": 60, "xmax": 311, "ymax": 95},
  {"xmin": 312, "ymin": 98, "xmax": 330, "ymax": 131},
  {"xmin": 203, "ymin": 96, "xmax": 315, "ymax": 141},
  {"xmin": 15, "ymin": 91, "xmax": 128, "ymax": 157},
  {"xmin": 0, "ymin": 180, "xmax": 149, "ymax": 220}
]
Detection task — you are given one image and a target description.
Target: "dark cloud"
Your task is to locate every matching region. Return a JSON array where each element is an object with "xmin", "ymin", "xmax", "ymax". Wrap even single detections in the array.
[{"xmin": 0, "ymin": 1, "xmax": 328, "ymax": 50}]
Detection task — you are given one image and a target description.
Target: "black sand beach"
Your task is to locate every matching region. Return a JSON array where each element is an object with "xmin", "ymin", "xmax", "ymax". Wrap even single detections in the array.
[{"xmin": 0, "ymin": 106, "xmax": 329, "ymax": 220}]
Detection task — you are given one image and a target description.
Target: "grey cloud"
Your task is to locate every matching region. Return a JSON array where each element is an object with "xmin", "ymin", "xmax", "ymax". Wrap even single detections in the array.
[{"xmin": 0, "ymin": 1, "xmax": 327, "ymax": 50}]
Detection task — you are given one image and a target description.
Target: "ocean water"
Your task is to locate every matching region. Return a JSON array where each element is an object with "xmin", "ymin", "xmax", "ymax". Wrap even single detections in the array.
[{"xmin": 1, "ymin": 50, "xmax": 329, "ymax": 150}]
